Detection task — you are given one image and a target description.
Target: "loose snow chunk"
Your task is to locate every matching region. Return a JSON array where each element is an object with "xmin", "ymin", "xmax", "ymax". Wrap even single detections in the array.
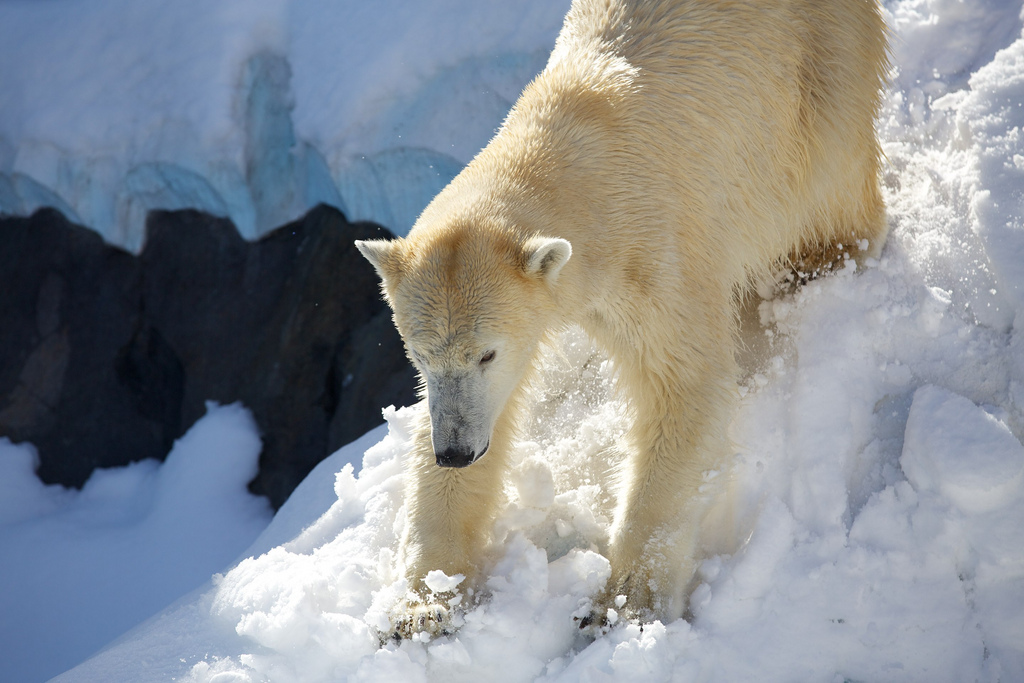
[
  {"xmin": 901, "ymin": 385, "xmax": 1024, "ymax": 513},
  {"xmin": 424, "ymin": 570, "xmax": 465, "ymax": 593},
  {"xmin": 547, "ymin": 548, "xmax": 611, "ymax": 598}
]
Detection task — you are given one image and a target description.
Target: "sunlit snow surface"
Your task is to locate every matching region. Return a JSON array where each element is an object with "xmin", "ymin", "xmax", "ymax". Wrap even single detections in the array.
[{"xmin": 0, "ymin": 0, "xmax": 1023, "ymax": 681}]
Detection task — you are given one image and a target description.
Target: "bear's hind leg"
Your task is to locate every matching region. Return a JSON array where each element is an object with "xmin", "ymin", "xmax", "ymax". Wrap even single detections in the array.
[{"xmin": 790, "ymin": 156, "xmax": 888, "ymax": 282}]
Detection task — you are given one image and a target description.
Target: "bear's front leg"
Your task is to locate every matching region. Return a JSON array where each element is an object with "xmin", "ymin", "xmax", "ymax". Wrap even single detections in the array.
[
  {"xmin": 593, "ymin": 327, "xmax": 736, "ymax": 626},
  {"xmin": 389, "ymin": 407, "xmax": 510, "ymax": 639}
]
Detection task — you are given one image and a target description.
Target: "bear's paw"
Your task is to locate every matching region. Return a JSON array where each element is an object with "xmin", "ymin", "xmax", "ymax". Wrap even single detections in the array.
[
  {"xmin": 387, "ymin": 600, "xmax": 461, "ymax": 642},
  {"xmin": 382, "ymin": 572, "xmax": 468, "ymax": 644},
  {"xmin": 575, "ymin": 591, "xmax": 636, "ymax": 636}
]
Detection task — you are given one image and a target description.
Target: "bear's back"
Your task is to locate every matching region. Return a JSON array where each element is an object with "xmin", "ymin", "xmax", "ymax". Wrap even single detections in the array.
[{"xmin": 520, "ymin": 0, "xmax": 889, "ymax": 285}]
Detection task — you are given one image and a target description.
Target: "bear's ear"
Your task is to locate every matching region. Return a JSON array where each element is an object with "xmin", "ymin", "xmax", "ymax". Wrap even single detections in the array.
[
  {"xmin": 355, "ymin": 239, "xmax": 403, "ymax": 282},
  {"xmin": 523, "ymin": 237, "xmax": 572, "ymax": 284}
]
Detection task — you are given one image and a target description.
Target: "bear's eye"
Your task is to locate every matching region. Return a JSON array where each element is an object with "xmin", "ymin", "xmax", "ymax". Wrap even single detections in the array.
[{"xmin": 479, "ymin": 350, "xmax": 496, "ymax": 365}]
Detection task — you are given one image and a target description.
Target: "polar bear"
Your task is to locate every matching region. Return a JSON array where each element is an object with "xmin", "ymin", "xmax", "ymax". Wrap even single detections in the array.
[{"xmin": 356, "ymin": 0, "xmax": 888, "ymax": 634}]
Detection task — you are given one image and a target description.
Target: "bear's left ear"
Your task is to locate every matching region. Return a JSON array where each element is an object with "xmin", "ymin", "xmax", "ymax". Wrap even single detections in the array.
[
  {"xmin": 355, "ymin": 239, "xmax": 403, "ymax": 283},
  {"xmin": 523, "ymin": 237, "xmax": 572, "ymax": 284}
]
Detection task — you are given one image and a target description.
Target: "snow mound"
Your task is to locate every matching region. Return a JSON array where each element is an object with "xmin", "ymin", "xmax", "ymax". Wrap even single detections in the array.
[
  {"xmin": 0, "ymin": 403, "xmax": 272, "ymax": 683},
  {"xmin": 902, "ymin": 385, "xmax": 1024, "ymax": 513}
]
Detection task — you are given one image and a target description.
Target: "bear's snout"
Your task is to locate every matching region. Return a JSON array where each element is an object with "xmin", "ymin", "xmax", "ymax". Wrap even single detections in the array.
[{"xmin": 435, "ymin": 442, "xmax": 488, "ymax": 468}]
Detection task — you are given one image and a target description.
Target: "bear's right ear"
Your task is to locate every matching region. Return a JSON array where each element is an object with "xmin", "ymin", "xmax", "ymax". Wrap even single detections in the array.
[
  {"xmin": 355, "ymin": 239, "xmax": 402, "ymax": 283},
  {"xmin": 523, "ymin": 236, "xmax": 572, "ymax": 285}
]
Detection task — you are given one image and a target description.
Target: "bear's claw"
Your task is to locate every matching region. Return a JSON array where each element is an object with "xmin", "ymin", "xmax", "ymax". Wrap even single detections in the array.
[
  {"xmin": 386, "ymin": 601, "xmax": 458, "ymax": 643},
  {"xmin": 574, "ymin": 607, "xmax": 614, "ymax": 637}
]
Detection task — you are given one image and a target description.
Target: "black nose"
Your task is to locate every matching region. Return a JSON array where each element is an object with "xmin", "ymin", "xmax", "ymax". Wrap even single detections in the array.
[{"xmin": 435, "ymin": 447, "xmax": 475, "ymax": 468}]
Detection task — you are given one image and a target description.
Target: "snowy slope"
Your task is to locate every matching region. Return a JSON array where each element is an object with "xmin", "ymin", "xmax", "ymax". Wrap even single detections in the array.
[{"xmin": 0, "ymin": 0, "xmax": 1023, "ymax": 681}]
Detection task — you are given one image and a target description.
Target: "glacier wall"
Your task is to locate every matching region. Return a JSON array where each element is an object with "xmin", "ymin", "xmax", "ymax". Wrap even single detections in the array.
[{"xmin": 0, "ymin": 0, "xmax": 569, "ymax": 249}]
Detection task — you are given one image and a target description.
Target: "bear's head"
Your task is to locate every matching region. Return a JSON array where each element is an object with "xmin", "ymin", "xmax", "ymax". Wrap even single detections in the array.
[{"xmin": 356, "ymin": 228, "xmax": 571, "ymax": 468}]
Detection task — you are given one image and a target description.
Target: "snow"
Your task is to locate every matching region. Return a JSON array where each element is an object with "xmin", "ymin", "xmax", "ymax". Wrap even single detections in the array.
[
  {"xmin": 0, "ymin": 0, "xmax": 1022, "ymax": 681},
  {"xmin": 901, "ymin": 385, "xmax": 1024, "ymax": 513},
  {"xmin": 0, "ymin": 403, "xmax": 273, "ymax": 683}
]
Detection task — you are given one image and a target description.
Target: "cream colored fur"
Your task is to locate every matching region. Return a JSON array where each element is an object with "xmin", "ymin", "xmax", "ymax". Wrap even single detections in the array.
[{"xmin": 356, "ymin": 0, "xmax": 889, "ymax": 632}]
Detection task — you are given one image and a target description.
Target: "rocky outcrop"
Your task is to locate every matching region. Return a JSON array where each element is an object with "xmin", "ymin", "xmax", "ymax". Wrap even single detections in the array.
[{"xmin": 0, "ymin": 206, "xmax": 417, "ymax": 508}]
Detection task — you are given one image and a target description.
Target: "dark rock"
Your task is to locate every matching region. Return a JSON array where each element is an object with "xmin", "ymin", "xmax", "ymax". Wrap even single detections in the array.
[
  {"xmin": 0, "ymin": 209, "xmax": 163, "ymax": 485},
  {"xmin": 0, "ymin": 205, "xmax": 417, "ymax": 509},
  {"xmin": 114, "ymin": 322, "xmax": 185, "ymax": 456},
  {"xmin": 139, "ymin": 204, "xmax": 415, "ymax": 506},
  {"xmin": 329, "ymin": 307, "xmax": 420, "ymax": 452}
]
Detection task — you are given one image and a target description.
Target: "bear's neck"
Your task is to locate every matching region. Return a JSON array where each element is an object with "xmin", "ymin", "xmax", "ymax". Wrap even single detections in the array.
[{"xmin": 411, "ymin": 62, "xmax": 629, "ymax": 319}]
